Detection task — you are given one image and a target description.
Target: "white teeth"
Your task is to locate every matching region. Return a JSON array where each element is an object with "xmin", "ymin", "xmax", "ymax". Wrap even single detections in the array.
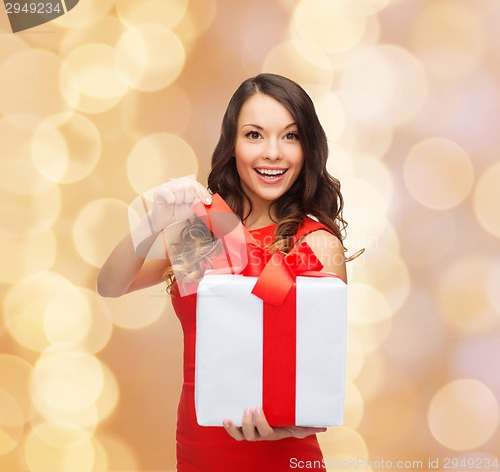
[{"xmin": 255, "ymin": 168, "xmax": 286, "ymax": 176}]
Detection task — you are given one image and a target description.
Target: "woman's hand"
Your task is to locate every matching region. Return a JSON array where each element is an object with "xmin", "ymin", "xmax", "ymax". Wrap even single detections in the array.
[
  {"xmin": 97, "ymin": 177, "xmax": 211, "ymax": 297},
  {"xmin": 223, "ymin": 407, "xmax": 326, "ymax": 441},
  {"xmin": 150, "ymin": 177, "xmax": 212, "ymax": 233}
]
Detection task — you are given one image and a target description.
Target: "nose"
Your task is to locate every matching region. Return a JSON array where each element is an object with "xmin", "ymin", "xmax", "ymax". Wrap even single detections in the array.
[{"xmin": 263, "ymin": 138, "xmax": 281, "ymax": 161}]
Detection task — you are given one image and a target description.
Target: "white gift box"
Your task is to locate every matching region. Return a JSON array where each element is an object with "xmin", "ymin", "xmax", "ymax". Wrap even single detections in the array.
[{"xmin": 195, "ymin": 273, "xmax": 347, "ymax": 427}]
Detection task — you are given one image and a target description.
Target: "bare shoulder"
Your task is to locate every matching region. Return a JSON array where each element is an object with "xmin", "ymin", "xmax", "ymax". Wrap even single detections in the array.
[{"xmin": 300, "ymin": 230, "xmax": 347, "ymax": 283}]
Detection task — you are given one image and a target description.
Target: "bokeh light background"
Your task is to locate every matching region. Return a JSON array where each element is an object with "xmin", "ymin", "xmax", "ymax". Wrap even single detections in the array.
[{"xmin": 1, "ymin": 0, "xmax": 500, "ymax": 470}]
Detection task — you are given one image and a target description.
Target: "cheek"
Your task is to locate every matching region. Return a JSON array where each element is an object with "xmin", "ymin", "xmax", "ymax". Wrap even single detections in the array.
[
  {"xmin": 294, "ymin": 150, "xmax": 305, "ymax": 171},
  {"xmin": 234, "ymin": 154, "xmax": 251, "ymax": 181},
  {"xmin": 234, "ymin": 143, "xmax": 254, "ymax": 168}
]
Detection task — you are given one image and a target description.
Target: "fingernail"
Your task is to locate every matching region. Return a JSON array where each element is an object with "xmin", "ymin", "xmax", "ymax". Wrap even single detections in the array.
[
  {"xmin": 223, "ymin": 420, "xmax": 229, "ymax": 428},
  {"xmin": 253, "ymin": 407, "xmax": 261, "ymax": 415},
  {"xmin": 244, "ymin": 407, "xmax": 252, "ymax": 416},
  {"xmin": 204, "ymin": 196, "xmax": 212, "ymax": 205}
]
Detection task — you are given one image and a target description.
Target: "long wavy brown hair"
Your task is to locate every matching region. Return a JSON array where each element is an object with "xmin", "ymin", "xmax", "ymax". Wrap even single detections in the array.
[
  {"xmin": 209, "ymin": 73, "xmax": 346, "ymax": 251},
  {"xmin": 166, "ymin": 73, "xmax": 350, "ymax": 293}
]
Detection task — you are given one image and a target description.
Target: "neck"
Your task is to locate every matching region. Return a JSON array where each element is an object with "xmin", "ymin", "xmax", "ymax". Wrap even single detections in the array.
[{"xmin": 243, "ymin": 201, "xmax": 276, "ymax": 230}]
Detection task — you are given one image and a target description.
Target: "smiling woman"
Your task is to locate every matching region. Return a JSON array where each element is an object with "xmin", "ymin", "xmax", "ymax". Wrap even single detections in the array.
[
  {"xmin": 98, "ymin": 73, "xmax": 349, "ymax": 471},
  {"xmin": 208, "ymin": 74, "xmax": 347, "ymax": 258}
]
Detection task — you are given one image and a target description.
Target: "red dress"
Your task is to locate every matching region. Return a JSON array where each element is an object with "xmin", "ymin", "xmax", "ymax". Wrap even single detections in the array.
[{"xmin": 171, "ymin": 218, "xmax": 331, "ymax": 472}]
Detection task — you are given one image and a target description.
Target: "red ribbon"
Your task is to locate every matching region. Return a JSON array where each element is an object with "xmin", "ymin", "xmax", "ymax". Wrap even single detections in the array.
[{"xmin": 193, "ymin": 194, "xmax": 338, "ymax": 425}]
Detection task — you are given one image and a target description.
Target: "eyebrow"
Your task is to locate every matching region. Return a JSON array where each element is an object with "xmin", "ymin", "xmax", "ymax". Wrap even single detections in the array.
[{"xmin": 240, "ymin": 122, "xmax": 297, "ymax": 130}]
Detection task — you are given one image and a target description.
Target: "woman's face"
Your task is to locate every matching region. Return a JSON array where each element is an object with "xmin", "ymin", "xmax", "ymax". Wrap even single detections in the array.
[{"xmin": 234, "ymin": 93, "xmax": 304, "ymax": 210}]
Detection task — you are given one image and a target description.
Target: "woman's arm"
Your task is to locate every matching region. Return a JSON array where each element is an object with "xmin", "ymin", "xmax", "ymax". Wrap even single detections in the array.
[
  {"xmin": 97, "ymin": 232, "xmax": 168, "ymax": 297},
  {"xmin": 97, "ymin": 177, "xmax": 212, "ymax": 298}
]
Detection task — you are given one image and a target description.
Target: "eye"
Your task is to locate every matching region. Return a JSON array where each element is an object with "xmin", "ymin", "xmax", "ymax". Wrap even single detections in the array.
[
  {"xmin": 285, "ymin": 132, "xmax": 299, "ymax": 141},
  {"xmin": 245, "ymin": 130, "xmax": 262, "ymax": 140}
]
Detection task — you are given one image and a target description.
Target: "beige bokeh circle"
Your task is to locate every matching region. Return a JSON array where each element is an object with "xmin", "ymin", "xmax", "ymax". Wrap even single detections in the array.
[
  {"xmin": 326, "ymin": 145, "xmax": 356, "ymax": 184},
  {"xmin": 437, "ymin": 256, "xmax": 499, "ymax": 334},
  {"xmin": 345, "ymin": 329, "xmax": 365, "ymax": 381},
  {"xmin": 0, "ymin": 355, "xmax": 33, "ymax": 425},
  {"xmin": 92, "ymin": 433, "xmax": 139, "ymax": 472},
  {"xmin": 0, "ymin": 229, "xmax": 56, "ymax": 284},
  {"xmin": 404, "ymin": 138, "xmax": 474, "ymax": 210},
  {"xmin": 488, "ymin": 258, "xmax": 500, "ymax": 315},
  {"xmin": 74, "ymin": 289, "xmax": 114, "ymax": 355},
  {"xmin": 32, "ymin": 347, "xmax": 104, "ymax": 412},
  {"xmin": 30, "ymin": 391, "xmax": 99, "ymax": 434},
  {"xmin": 428, "ymin": 379, "xmax": 499, "ymax": 450},
  {"xmin": 306, "ymin": 87, "xmax": 346, "ymax": 145},
  {"xmin": 102, "ymin": 283, "xmax": 167, "ymax": 329},
  {"xmin": 262, "ymin": 40, "xmax": 335, "ymax": 89},
  {"xmin": 116, "ymin": 0, "xmax": 188, "ymax": 29},
  {"xmin": 31, "ymin": 112, "xmax": 102, "ymax": 184},
  {"xmin": 339, "ymin": 107, "xmax": 394, "ymax": 159},
  {"xmin": 126, "ymin": 133, "xmax": 198, "ymax": 193},
  {"xmin": 317, "ymin": 427, "xmax": 368, "ymax": 466},
  {"xmin": 292, "ymin": 0, "xmax": 367, "ymax": 54},
  {"xmin": 3, "ymin": 272, "xmax": 74, "ymax": 352},
  {"xmin": 115, "ymin": 25, "xmax": 186, "ymax": 92},
  {"xmin": 333, "ymin": 0, "xmax": 391, "ymax": 15},
  {"xmin": 59, "ymin": 43, "xmax": 129, "ymax": 114},
  {"xmin": 340, "ymin": 44, "xmax": 428, "ymax": 125},
  {"xmin": 51, "ymin": 0, "xmax": 114, "ymax": 29},
  {"xmin": 356, "ymin": 156, "xmax": 393, "ymax": 207},
  {"xmin": 412, "ymin": 0, "xmax": 485, "ymax": 81},
  {"xmin": 342, "ymin": 176, "xmax": 389, "ymax": 221},
  {"xmin": 0, "ymin": 183, "xmax": 61, "ymax": 238},
  {"xmin": 0, "ymin": 389, "xmax": 24, "ymax": 455},
  {"xmin": 73, "ymin": 198, "xmax": 129, "ymax": 268},
  {"xmin": 349, "ymin": 318, "xmax": 393, "ymax": 354},
  {"xmin": 355, "ymin": 351, "xmax": 386, "ymax": 401},
  {"xmin": 30, "ymin": 417, "xmax": 97, "ymax": 450},
  {"xmin": 0, "ymin": 366, "xmax": 27, "ymax": 455},
  {"xmin": 175, "ymin": 0, "xmax": 217, "ymax": 42},
  {"xmin": 343, "ymin": 380, "xmax": 364, "ymax": 430},
  {"xmin": 43, "ymin": 286, "xmax": 92, "ymax": 347},
  {"xmin": 348, "ymin": 283, "xmax": 393, "ymax": 324},
  {"xmin": 94, "ymin": 363, "xmax": 120, "ymax": 423},
  {"xmin": 0, "ymin": 115, "xmax": 57, "ymax": 196},
  {"xmin": 60, "ymin": 16, "xmax": 125, "ymax": 54},
  {"xmin": 473, "ymin": 162, "xmax": 500, "ymax": 238},
  {"xmin": 349, "ymin": 247, "xmax": 410, "ymax": 313},
  {"xmin": 24, "ymin": 429, "xmax": 95, "ymax": 472}
]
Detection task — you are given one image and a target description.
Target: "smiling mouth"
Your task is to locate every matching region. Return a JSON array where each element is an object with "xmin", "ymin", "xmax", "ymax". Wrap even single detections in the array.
[{"xmin": 254, "ymin": 168, "xmax": 288, "ymax": 180}]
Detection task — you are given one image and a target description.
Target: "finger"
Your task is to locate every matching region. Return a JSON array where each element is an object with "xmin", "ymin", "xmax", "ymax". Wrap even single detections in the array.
[
  {"xmin": 193, "ymin": 182, "xmax": 212, "ymax": 205},
  {"xmin": 241, "ymin": 407, "xmax": 258, "ymax": 441},
  {"xmin": 184, "ymin": 184, "xmax": 196, "ymax": 204},
  {"xmin": 253, "ymin": 407, "xmax": 275, "ymax": 440},
  {"xmin": 223, "ymin": 419, "xmax": 245, "ymax": 441},
  {"xmin": 156, "ymin": 187, "xmax": 176, "ymax": 205},
  {"xmin": 166, "ymin": 178, "xmax": 210, "ymax": 205},
  {"xmin": 171, "ymin": 185, "xmax": 186, "ymax": 204}
]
